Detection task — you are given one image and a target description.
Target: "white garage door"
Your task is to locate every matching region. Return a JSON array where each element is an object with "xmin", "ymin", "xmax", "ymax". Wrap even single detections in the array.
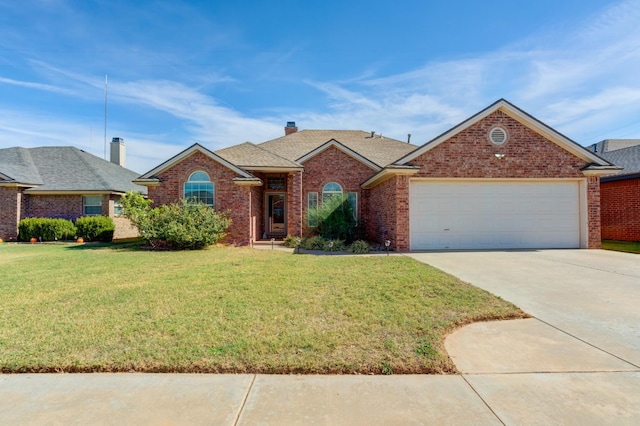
[{"xmin": 409, "ymin": 181, "xmax": 580, "ymax": 250}]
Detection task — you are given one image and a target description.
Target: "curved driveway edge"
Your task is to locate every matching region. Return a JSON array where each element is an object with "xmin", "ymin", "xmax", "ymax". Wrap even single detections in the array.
[{"xmin": 409, "ymin": 249, "xmax": 640, "ymax": 424}]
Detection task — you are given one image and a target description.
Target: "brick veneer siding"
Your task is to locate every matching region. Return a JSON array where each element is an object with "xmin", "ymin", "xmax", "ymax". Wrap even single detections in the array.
[
  {"xmin": 288, "ymin": 171, "xmax": 303, "ymax": 237},
  {"xmin": 390, "ymin": 110, "xmax": 600, "ymax": 250},
  {"xmin": 300, "ymin": 146, "xmax": 376, "ymax": 236},
  {"xmin": 0, "ymin": 186, "xmax": 21, "ymax": 240},
  {"xmin": 24, "ymin": 195, "xmax": 86, "ymax": 220},
  {"xmin": 146, "ymin": 151, "xmax": 253, "ymax": 245},
  {"xmin": 365, "ymin": 175, "xmax": 410, "ymax": 250},
  {"xmin": 601, "ymin": 177, "xmax": 640, "ymax": 241}
]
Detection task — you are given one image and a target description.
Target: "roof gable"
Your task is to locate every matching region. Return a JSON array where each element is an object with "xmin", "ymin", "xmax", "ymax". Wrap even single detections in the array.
[
  {"xmin": 258, "ymin": 130, "xmax": 416, "ymax": 168},
  {"xmin": 296, "ymin": 139, "xmax": 381, "ymax": 171},
  {"xmin": 215, "ymin": 142, "xmax": 302, "ymax": 170},
  {"xmin": 137, "ymin": 143, "xmax": 255, "ymax": 180},
  {"xmin": 395, "ymin": 99, "xmax": 612, "ymax": 167}
]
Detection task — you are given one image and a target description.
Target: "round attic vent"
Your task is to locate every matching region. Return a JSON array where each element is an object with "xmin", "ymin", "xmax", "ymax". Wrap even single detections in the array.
[{"xmin": 489, "ymin": 127, "xmax": 508, "ymax": 145}]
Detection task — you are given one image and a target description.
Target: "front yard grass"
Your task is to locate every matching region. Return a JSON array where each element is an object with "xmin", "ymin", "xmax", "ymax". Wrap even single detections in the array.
[
  {"xmin": 601, "ymin": 240, "xmax": 640, "ymax": 254},
  {"xmin": 0, "ymin": 243, "xmax": 526, "ymax": 374}
]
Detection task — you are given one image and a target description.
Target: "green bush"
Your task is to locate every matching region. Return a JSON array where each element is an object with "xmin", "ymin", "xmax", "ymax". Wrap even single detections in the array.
[
  {"xmin": 349, "ymin": 240, "xmax": 371, "ymax": 254},
  {"xmin": 302, "ymin": 236, "xmax": 326, "ymax": 250},
  {"xmin": 323, "ymin": 239, "xmax": 345, "ymax": 251},
  {"xmin": 76, "ymin": 216, "xmax": 115, "ymax": 242},
  {"xmin": 120, "ymin": 192, "xmax": 231, "ymax": 250},
  {"xmin": 18, "ymin": 218, "xmax": 76, "ymax": 242},
  {"xmin": 282, "ymin": 235, "xmax": 301, "ymax": 248}
]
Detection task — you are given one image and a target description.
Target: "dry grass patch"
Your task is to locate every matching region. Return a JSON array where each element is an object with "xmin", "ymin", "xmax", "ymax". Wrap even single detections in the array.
[{"xmin": 0, "ymin": 243, "xmax": 526, "ymax": 374}]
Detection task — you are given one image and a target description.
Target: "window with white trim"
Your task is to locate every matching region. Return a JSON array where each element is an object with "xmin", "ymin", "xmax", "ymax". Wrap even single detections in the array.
[
  {"xmin": 83, "ymin": 196, "xmax": 102, "ymax": 216},
  {"xmin": 308, "ymin": 192, "xmax": 318, "ymax": 226},
  {"xmin": 184, "ymin": 171, "xmax": 214, "ymax": 206},
  {"xmin": 322, "ymin": 182, "xmax": 343, "ymax": 203},
  {"xmin": 114, "ymin": 200, "xmax": 124, "ymax": 216}
]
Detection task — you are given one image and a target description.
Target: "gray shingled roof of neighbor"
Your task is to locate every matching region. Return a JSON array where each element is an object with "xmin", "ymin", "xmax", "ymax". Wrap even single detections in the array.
[
  {"xmin": 597, "ymin": 144, "xmax": 640, "ymax": 175},
  {"xmin": 215, "ymin": 142, "xmax": 302, "ymax": 169},
  {"xmin": 0, "ymin": 146, "xmax": 147, "ymax": 194},
  {"xmin": 0, "ymin": 147, "xmax": 43, "ymax": 185},
  {"xmin": 257, "ymin": 130, "xmax": 417, "ymax": 168},
  {"xmin": 587, "ymin": 139, "xmax": 640, "ymax": 155}
]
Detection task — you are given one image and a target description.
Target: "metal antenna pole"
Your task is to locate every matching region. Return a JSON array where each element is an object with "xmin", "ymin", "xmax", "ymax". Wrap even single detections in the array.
[{"xmin": 104, "ymin": 74, "xmax": 108, "ymax": 160}]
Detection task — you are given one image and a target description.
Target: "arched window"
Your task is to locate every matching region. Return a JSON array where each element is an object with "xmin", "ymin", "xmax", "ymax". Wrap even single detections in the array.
[
  {"xmin": 322, "ymin": 182, "xmax": 343, "ymax": 203},
  {"xmin": 184, "ymin": 171, "xmax": 214, "ymax": 206}
]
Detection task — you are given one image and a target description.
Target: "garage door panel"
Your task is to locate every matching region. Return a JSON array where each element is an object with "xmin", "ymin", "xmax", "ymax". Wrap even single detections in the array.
[{"xmin": 410, "ymin": 181, "xmax": 580, "ymax": 250}]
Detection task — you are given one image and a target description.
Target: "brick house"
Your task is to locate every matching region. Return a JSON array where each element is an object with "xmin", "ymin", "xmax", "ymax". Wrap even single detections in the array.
[
  {"xmin": 587, "ymin": 139, "xmax": 640, "ymax": 242},
  {"xmin": 0, "ymin": 138, "xmax": 147, "ymax": 241},
  {"xmin": 135, "ymin": 99, "xmax": 617, "ymax": 250}
]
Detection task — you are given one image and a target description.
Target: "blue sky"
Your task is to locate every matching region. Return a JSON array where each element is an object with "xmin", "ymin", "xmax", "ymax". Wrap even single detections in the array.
[{"xmin": 1, "ymin": 0, "xmax": 640, "ymax": 173}]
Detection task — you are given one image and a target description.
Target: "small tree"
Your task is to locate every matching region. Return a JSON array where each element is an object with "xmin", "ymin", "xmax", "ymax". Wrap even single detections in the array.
[{"xmin": 309, "ymin": 194, "xmax": 357, "ymax": 242}]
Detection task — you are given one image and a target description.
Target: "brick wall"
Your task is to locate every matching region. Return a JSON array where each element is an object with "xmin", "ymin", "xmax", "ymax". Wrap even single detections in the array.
[
  {"xmin": 300, "ymin": 146, "xmax": 376, "ymax": 235},
  {"xmin": 601, "ymin": 177, "xmax": 640, "ymax": 241},
  {"xmin": 365, "ymin": 176, "xmax": 399, "ymax": 249},
  {"xmin": 378, "ymin": 110, "xmax": 600, "ymax": 249},
  {"xmin": 147, "ymin": 151, "xmax": 252, "ymax": 245},
  {"xmin": 0, "ymin": 186, "xmax": 20, "ymax": 240},
  {"xmin": 24, "ymin": 195, "xmax": 85, "ymax": 219},
  {"xmin": 412, "ymin": 111, "xmax": 588, "ymax": 179}
]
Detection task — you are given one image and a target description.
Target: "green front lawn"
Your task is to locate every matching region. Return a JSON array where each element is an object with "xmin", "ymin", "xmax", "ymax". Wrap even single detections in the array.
[
  {"xmin": 602, "ymin": 240, "xmax": 640, "ymax": 254},
  {"xmin": 0, "ymin": 243, "xmax": 525, "ymax": 374}
]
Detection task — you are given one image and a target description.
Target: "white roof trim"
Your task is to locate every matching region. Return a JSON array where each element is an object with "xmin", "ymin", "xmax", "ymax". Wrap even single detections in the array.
[
  {"xmin": 137, "ymin": 143, "xmax": 254, "ymax": 179},
  {"xmin": 396, "ymin": 99, "xmax": 612, "ymax": 166},
  {"xmin": 296, "ymin": 139, "xmax": 381, "ymax": 171},
  {"xmin": 361, "ymin": 166, "xmax": 420, "ymax": 189}
]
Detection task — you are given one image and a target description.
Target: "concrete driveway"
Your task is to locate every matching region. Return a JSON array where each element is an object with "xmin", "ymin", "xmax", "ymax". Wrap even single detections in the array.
[{"xmin": 409, "ymin": 249, "xmax": 640, "ymax": 424}]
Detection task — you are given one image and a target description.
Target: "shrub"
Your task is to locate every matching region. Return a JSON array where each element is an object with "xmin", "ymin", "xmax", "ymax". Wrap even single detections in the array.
[
  {"xmin": 120, "ymin": 192, "xmax": 231, "ymax": 250},
  {"xmin": 18, "ymin": 218, "xmax": 76, "ymax": 242},
  {"xmin": 302, "ymin": 236, "xmax": 326, "ymax": 250},
  {"xmin": 76, "ymin": 216, "xmax": 115, "ymax": 242},
  {"xmin": 282, "ymin": 235, "xmax": 301, "ymax": 248},
  {"xmin": 323, "ymin": 239, "xmax": 345, "ymax": 251},
  {"xmin": 349, "ymin": 240, "xmax": 371, "ymax": 254},
  {"xmin": 309, "ymin": 195, "xmax": 357, "ymax": 242}
]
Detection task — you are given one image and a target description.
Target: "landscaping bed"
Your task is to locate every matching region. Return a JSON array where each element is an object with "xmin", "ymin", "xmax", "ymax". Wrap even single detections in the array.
[{"xmin": 0, "ymin": 243, "xmax": 526, "ymax": 374}]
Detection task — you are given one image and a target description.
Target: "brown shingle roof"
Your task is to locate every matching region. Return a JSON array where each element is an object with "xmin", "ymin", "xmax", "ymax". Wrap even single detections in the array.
[
  {"xmin": 215, "ymin": 142, "xmax": 301, "ymax": 169},
  {"xmin": 257, "ymin": 130, "xmax": 417, "ymax": 168}
]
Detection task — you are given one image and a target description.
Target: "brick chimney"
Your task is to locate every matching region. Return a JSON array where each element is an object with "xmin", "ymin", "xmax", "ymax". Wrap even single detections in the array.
[
  {"xmin": 110, "ymin": 137, "xmax": 126, "ymax": 167},
  {"xmin": 285, "ymin": 121, "xmax": 298, "ymax": 135}
]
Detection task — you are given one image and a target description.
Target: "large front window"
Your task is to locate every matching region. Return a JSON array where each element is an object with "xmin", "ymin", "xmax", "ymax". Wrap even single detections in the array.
[
  {"xmin": 321, "ymin": 182, "xmax": 357, "ymax": 220},
  {"xmin": 184, "ymin": 171, "xmax": 214, "ymax": 206}
]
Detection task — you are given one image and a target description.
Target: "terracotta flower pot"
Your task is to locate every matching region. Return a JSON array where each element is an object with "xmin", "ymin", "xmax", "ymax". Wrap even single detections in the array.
[
  {"xmin": 30, "ymin": 237, "xmax": 37, "ymax": 243},
  {"xmin": 77, "ymin": 237, "xmax": 84, "ymax": 243}
]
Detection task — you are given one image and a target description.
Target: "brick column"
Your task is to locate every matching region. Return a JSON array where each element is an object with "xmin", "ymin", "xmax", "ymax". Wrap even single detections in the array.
[
  {"xmin": 587, "ymin": 176, "xmax": 601, "ymax": 249},
  {"xmin": 0, "ymin": 187, "xmax": 20, "ymax": 240}
]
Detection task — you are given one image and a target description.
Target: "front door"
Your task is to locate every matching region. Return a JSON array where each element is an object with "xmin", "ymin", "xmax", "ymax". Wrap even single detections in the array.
[{"xmin": 266, "ymin": 193, "xmax": 286, "ymax": 236}]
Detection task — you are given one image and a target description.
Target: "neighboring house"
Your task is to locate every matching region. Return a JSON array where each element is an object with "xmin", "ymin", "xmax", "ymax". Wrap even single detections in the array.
[
  {"xmin": 587, "ymin": 139, "xmax": 640, "ymax": 241},
  {"xmin": 134, "ymin": 99, "xmax": 617, "ymax": 251},
  {"xmin": 0, "ymin": 138, "xmax": 147, "ymax": 240}
]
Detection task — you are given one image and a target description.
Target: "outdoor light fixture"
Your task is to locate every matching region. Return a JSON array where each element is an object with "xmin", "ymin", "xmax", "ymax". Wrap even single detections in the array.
[
  {"xmin": 494, "ymin": 153, "xmax": 506, "ymax": 160},
  {"xmin": 296, "ymin": 238, "xmax": 301, "ymax": 254},
  {"xmin": 328, "ymin": 240, "xmax": 334, "ymax": 254},
  {"xmin": 271, "ymin": 237, "xmax": 275, "ymax": 250},
  {"xmin": 385, "ymin": 240, "xmax": 391, "ymax": 256}
]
